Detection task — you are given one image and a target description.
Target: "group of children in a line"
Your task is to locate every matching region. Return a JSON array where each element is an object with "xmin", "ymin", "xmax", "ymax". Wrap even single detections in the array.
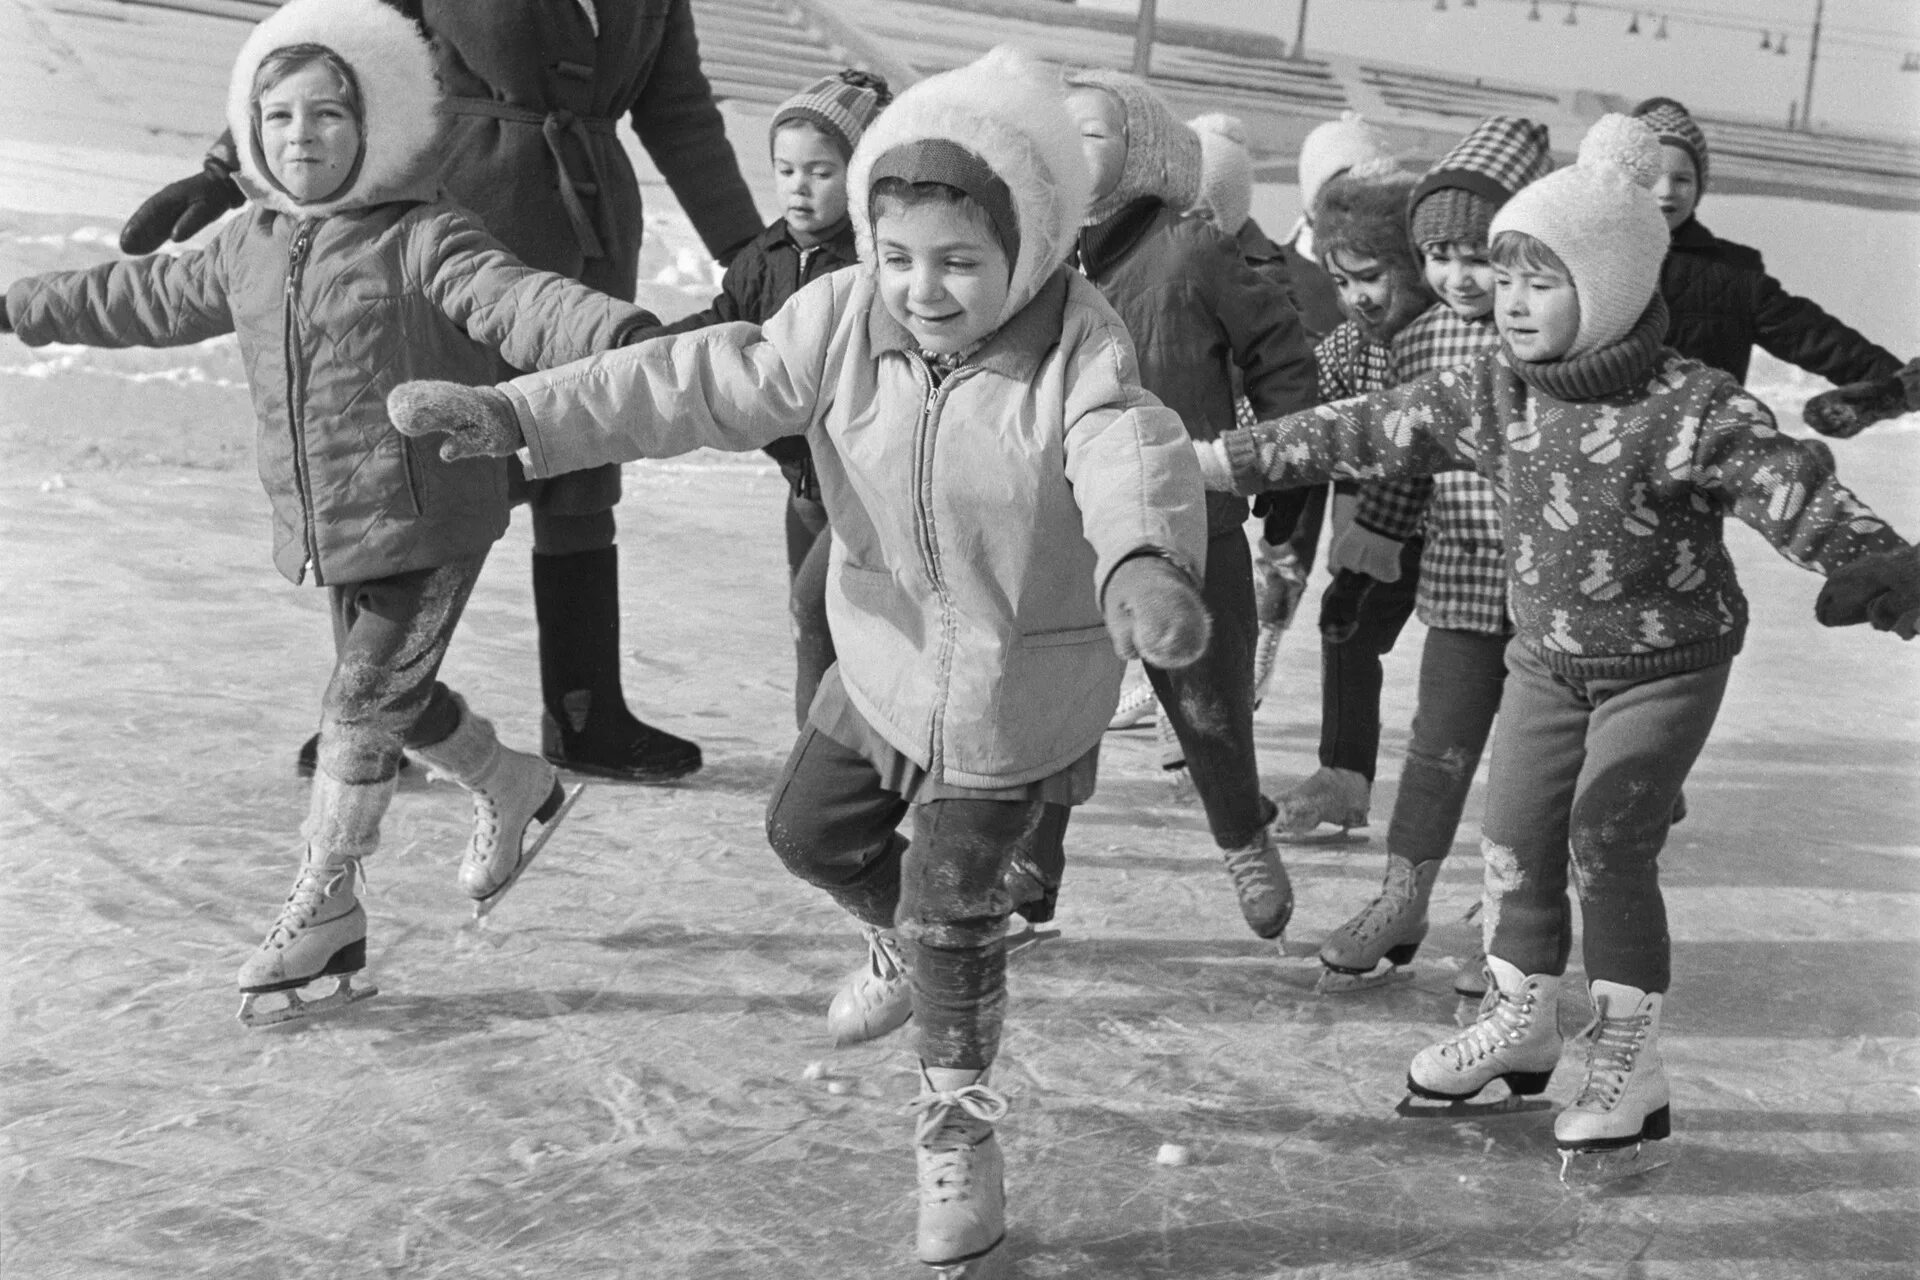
[{"xmin": 5, "ymin": 0, "xmax": 1918, "ymax": 1270}]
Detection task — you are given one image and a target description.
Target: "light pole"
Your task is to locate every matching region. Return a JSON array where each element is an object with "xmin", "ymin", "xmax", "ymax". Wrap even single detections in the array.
[
  {"xmin": 1293, "ymin": 0, "xmax": 1311, "ymax": 59},
  {"xmin": 1800, "ymin": 0, "xmax": 1825, "ymax": 132},
  {"xmin": 1132, "ymin": 0, "xmax": 1158, "ymax": 77}
]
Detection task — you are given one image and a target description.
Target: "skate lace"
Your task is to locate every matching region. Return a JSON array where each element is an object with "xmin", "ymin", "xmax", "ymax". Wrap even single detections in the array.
[
  {"xmin": 1441, "ymin": 987, "xmax": 1537, "ymax": 1070},
  {"xmin": 862, "ymin": 926, "xmax": 906, "ymax": 982},
  {"xmin": 266, "ymin": 857, "xmax": 363, "ymax": 945},
  {"xmin": 1221, "ymin": 841, "xmax": 1284, "ymax": 903},
  {"xmin": 910, "ymin": 1084, "xmax": 1010, "ymax": 1203},
  {"xmin": 1570, "ymin": 1013, "xmax": 1647, "ymax": 1111},
  {"xmin": 1347, "ymin": 865, "xmax": 1418, "ymax": 945}
]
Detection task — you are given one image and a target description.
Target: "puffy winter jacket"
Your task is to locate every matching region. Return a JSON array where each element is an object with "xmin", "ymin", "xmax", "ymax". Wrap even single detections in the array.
[
  {"xmin": 1659, "ymin": 217, "xmax": 1901, "ymax": 387},
  {"xmin": 1077, "ymin": 198, "xmax": 1319, "ymax": 536},
  {"xmin": 8, "ymin": 0, "xmax": 646, "ymax": 586}
]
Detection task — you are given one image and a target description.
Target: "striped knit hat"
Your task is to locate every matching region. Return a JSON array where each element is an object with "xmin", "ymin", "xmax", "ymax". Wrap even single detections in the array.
[
  {"xmin": 1187, "ymin": 112, "xmax": 1253, "ymax": 233},
  {"xmin": 1632, "ymin": 96, "xmax": 1709, "ymax": 194},
  {"xmin": 772, "ymin": 69, "xmax": 892, "ymax": 161},
  {"xmin": 1064, "ymin": 67, "xmax": 1202, "ymax": 224},
  {"xmin": 1409, "ymin": 115, "xmax": 1554, "ymax": 249}
]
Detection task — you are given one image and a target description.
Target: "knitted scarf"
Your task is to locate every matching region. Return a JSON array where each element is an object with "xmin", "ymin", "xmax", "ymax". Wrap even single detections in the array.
[{"xmin": 1506, "ymin": 296, "xmax": 1669, "ymax": 402}]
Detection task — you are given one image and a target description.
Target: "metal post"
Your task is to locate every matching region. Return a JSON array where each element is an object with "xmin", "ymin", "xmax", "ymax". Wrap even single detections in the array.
[
  {"xmin": 1132, "ymin": 0, "xmax": 1158, "ymax": 77},
  {"xmin": 1293, "ymin": 0, "xmax": 1310, "ymax": 59},
  {"xmin": 1801, "ymin": 0, "xmax": 1825, "ymax": 131}
]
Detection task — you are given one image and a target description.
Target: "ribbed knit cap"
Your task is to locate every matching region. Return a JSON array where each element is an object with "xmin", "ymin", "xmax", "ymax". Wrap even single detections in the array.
[
  {"xmin": 1187, "ymin": 112, "xmax": 1253, "ymax": 232},
  {"xmin": 773, "ymin": 69, "xmax": 892, "ymax": 161},
  {"xmin": 1631, "ymin": 95, "xmax": 1709, "ymax": 195},
  {"xmin": 1409, "ymin": 115, "xmax": 1554, "ymax": 248},
  {"xmin": 1298, "ymin": 111, "xmax": 1393, "ymax": 215},
  {"xmin": 1491, "ymin": 114, "xmax": 1670, "ymax": 358},
  {"xmin": 869, "ymin": 138, "xmax": 1020, "ymax": 264},
  {"xmin": 1064, "ymin": 67, "xmax": 1202, "ymax": 223}
]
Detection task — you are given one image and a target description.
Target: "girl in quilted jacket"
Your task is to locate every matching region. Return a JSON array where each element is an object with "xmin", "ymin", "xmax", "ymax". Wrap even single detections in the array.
[
  {"xmin": 387, "ymin": 47, "xmax": 1210, "ymax": 1273},
  {"xmin": 0, "ymin": 0, "xmax": 656, "ymax": 1026},
  {"xmin": 1197, "ymin": 117, "xmax": 1910, "ymax": 1176}
]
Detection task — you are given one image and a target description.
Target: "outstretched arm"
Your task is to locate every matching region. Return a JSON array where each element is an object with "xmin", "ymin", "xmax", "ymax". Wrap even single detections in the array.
[{"xmin": 6, "ymin": 238, "xmax": 233, "ymax": 348}]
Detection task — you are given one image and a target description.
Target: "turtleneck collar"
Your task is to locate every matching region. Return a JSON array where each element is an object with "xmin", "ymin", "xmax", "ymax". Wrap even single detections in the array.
[{"xmin": 1506, "ymin": 296, "xmax": 1669, "ymax": 402}]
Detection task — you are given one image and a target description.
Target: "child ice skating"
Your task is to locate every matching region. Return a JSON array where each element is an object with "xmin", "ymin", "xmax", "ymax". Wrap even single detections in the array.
[
  {"xmin": 1063, "ymin": 66, "xmax": 1319, "ymax": 940},
  {"xmin": 387, "ymin": 47, "xmax": 1208, "ymax": 1274},
  {"xmin": 0, "ymin": 0, "xmax": 660, "ymax": 1025},
  {"xmin": 1197, "ymin": 115, "xmax": 1911, "ymax": 1180},
  {"xmin": 656, "ymin": 68, "xmax": 890, "ymax": 729}
]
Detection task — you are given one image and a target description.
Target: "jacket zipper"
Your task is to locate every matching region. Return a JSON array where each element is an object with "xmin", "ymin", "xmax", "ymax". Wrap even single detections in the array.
[
  {"xmin": 284, "ymin": 219, "xmax": 322, "ymax": 584},
  {"xmin": 909, "ymin": 355, "xmax": 970, "ymax": 774}
]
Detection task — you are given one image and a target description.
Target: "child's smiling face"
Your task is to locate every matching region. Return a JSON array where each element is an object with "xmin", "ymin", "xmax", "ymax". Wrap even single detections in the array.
[
  {"xmin": 1422, "ymin": 241, "xmax": 1495, "ymax": 319},
  {"xmin": 1066, "ymin": 87, "xmax": 1128, "ymax": 204},
  {"xmin": 1325, "ymin": 249, "xmax": 1424, "ymax": 344},
  {"xmin": 874, "ymin": 199, "xmax": 1011, "ymax": 355},
  {"xmin": 1495, "ymin": 261, "xmax": 1581, "ymax": 361},
  {"xmin": 258, "ymin": 61, "xmax": 361, "ymax": 204},
  {"xmin": 772, "ymin": 122, "xmax": 849, "ymax": 241}
]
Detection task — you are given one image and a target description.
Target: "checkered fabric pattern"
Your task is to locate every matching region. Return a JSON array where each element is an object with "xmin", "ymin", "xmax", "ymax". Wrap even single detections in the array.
[
  {"xmin": 1632, "ymin": 97, "xmax": 1708, "ymax": 193},
  {"xmin": 1312, "ymin": 320, "xmax": 1393, "ymax": 403},
  {"xmin": 1429, "ymin": 116, "xmax": 1555, "ymax": 201},
  {"xmin": 1355, "ymin": 304, "xmax": 1511, "ymax": 634}
]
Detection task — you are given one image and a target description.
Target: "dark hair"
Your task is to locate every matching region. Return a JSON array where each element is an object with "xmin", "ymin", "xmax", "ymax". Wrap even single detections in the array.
[
  {"xmin": 1488, "ymin": 229, "xmax": 1569, "ymax": 276},
  {"xmin": 251, "ymin": 44, "xmax": 364, "ymax": 123},
  {"xmin": 869, "ymin": 177, "xmax": 1004, "ymax": 251}
]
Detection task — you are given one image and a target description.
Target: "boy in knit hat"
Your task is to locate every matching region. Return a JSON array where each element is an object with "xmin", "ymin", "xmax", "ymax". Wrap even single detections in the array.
[
  {"xmin": 657, "ymin": 69, "xmax": 891, "ymax": 729},
  {"xmin": 387, "ymin": 46, "xmax": 1211, "ymax": 1271},
  {"xmin": 1279, "ymin": 116, "xmax": 1553, "ymax": 847},
  {"xmin": 1631, "ymin": 95, "xmax": 1906, "ymax": 421},
  {"xmin": 1196, "ymin": 114, "xmax": 1911, "ymax": 1176},
  {"xmin": 1064, "ymin": 66, "xmax": 1319, "ymax": 942}
]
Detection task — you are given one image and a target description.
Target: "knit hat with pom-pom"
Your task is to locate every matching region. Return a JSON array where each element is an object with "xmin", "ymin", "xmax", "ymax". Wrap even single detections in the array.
[
  {"xmin": 1491, "ymin": 113, "xmax": 1670, "ymax": 357},
  {"xmin": 773, "ymin": 69, "xmax": 893, "ymax": 161},
  {"xmin": 1187, "ymin": 112, "xmax": 1253, "ymax": 232},
  {"xmin": 1408, "ymin": 115, "xmax": 1554, "ymax": 250},
  {"xmin": 1297, "ymin": 111, "xmax": 1394, "ymax": 216},
  {"xmin": 1632, "ymin": 96, "xmax": 1708, "ymax": 195},
  {"xmin": 1064, "ymin": 67, "xmax": 1202, "ymax": 223}
]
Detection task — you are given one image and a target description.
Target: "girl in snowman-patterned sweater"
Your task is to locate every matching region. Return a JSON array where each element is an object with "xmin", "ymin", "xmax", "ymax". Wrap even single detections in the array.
[{"xmin": 1196, "ymin": 116, "xmax": 1909, "ymax": 1166}]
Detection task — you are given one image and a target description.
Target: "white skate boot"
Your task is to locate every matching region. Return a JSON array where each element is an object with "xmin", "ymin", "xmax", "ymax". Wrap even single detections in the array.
[
  {"xmin": 237, "ymin": 772, "xmax": 392, "ymax": 1027},
  {"xmin": 1250, "ymin": 541, "xmax": 1307, "ymax": 710},
  {"xmin": 1317, "ymin": 855, "xmax": 1442, "ymax": 993},
  {"xmin": 411, "ymin": 694, "xmax": 581, "ymax": 918},
  {"xmin": 912, "ymin": 1068, "xmax": 1011, "ymax": 1276},
  {"xmin": 1220, "ymin": 819, "xmax": 1294, "ymax": 941},
  {"xmin": 1400, "ymin": 955, "xmax": 1561, "ymax": 1116},
  {"xmin": 1276, "ymin": 766, "xmax": 1370, "ymax": 845},
  {"xmin": 826, "ymin": 924, "xmax": 913, "ymax": 1047},
  {"xmin": 1106, "ymin": 677, "xmax": 1157, "ymax": 731},
  {"xmin": 1556, "ymin": 981, "xmax": 1672, "ymax": 1184}
]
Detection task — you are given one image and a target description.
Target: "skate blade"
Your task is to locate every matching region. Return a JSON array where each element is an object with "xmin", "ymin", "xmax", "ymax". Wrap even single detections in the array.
[
  {"xmin": 237, "ymin": 974, "xmax": 378, "ymax": 1029},
  {"xmin": 926, "ymin": 1240, "xmax": 1010, "ymax": 1279},
  {"xmin": 1559, "ymin": 1139, "xmax": 1672, "ymax": 1186},
  {"xmin": 1275, "ymin": 828, "xmax": 1369, "ymax": 848},
  {"xmin": 472, "ymin": 784, "xmax": 585, "ymax": 920},
  {"xmin": 1395, "ymin": 1092, "xmax": 1552, "ymax": 1120},
  {"xmin": 1316, "ymin": 962, "xmax": 1415, "ymax": 995},
  {"xmin": 1005, "ymin": 924, "xmax": 1061, "ymax": 959}
]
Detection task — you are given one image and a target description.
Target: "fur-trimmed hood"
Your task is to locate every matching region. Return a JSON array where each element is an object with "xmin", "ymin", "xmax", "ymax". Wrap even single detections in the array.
[
  {"xmin": 848, "ymin": 45, "xmax": 1092, "ymax": 330},
  {"xmin": 225, "ymin": 0, "xmax": 442, "ymax": 217}
]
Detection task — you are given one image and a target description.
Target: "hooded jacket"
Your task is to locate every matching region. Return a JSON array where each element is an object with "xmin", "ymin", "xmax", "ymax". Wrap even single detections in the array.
[
  {"xmin": 498, "ymin": 47, "xmax": 1208, "ymax": 787},
  {"xmin": 6, "ymin": 0, "xmax": 646, "ymax": 585},
  {"xmin": 1659, "ymin": 216, "xmax": 1901, "ymax": 387}
]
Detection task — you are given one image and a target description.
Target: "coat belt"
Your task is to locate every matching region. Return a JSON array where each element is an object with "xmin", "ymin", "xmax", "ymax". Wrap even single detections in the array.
[{"xmin": 445, "ymin": 98, "xmax": 618, "ymax": 261}]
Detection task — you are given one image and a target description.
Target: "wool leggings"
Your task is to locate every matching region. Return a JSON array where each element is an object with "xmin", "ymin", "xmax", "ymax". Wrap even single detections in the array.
[{"xmin": 1387, "ymin": 626, "xmax": 1511, "ymax": 865}]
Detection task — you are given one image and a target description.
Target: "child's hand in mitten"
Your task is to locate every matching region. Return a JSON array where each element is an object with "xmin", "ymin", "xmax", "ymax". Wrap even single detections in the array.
[
  {"xmin": 1815, "ymin": 546, "xmax": 1920, "ymax": 639},
  {"xmin": 1103, "ymin": 555, "xmax": 1211, "ymax": 668},
  {"xmin": 1803, "ymin": 358, "xmax": 1920, "ymax": 438},
  {"xmin": 1318, "ymin": 569, "xmax": 1376, "ymax": 644},
  {"xmin": 388, "ymin": 381, "xmax": 523, "ymax": 461},
  {"xmin": 120, "ymin": 161, "xmax": 246, "ymax": 255}
]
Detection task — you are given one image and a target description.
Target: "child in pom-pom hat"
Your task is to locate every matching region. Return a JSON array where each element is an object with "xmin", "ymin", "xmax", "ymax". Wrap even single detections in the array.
[{"xmin": 1195, "ymin": 114, "xmax": 1910, "ymax": 1164}]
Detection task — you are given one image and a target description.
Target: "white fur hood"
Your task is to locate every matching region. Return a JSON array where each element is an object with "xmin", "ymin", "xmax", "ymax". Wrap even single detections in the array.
[
  {"xmin": 225, "ymin": 0, "xmax": 442, "ymax": 217},
  {"xmin": 848, "ymin": 46, "xmax": 1093, "ymax": 329}
]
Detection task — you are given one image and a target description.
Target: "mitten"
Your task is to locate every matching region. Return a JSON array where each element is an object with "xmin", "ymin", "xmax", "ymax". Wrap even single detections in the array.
[
  {"xmin": 1102, "ymin": 555, "xmax": 1211, "ymax": 669},
  {"xmin": 387, "ymin": 381, "xmax": 524, "ymax": 461},
  {"xmin": 1329, "ymin": 522, "xmax": 1404, "ymax": 582},
  {"xmin": 1802, "ymin": 358, "xmax": 1920, "ymax": 438},
  {"xmin": 1816, "ymin": 546, "xmax": 1920, "ymax": 639},
  {"xmin": 1319, "ymin": 569, "xmax": 1376, "ymax": 644},
  {"xmin": 120, "ymin": 160, "xmax": 245, "ymax": 255}
]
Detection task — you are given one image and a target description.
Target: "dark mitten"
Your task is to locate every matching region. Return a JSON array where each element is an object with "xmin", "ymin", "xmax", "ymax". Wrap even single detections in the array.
[
  {"xmin": 387, "ymin": 381, "xmax": 523, "ymax": 461},
  {"xmin": 1802, "ymin": 360, "xmax": 1920, "ymax": 439},
  {"xmin": 1318, "ymin": 569, "xmax": 1376, "ymax": 644},
  {"xmin": 1816, "ymin": 546, "xmax": 1920, "ymax": 639},
  {"xmin": 1102, "ymin": 555, "xmax": 1211, "ymax": 668},
  {"xmin": 119, "ymin": 161, "xmax": 245, "ymax": 255}
]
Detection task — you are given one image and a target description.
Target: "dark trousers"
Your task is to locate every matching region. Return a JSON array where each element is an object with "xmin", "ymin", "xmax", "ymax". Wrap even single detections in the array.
[
  {"xmin": 1479, "ymin": 641, "xmax": 1730, "ymax": 993},
  {"xmin": 784, "ymin": 492, "xmax": 835, "ymax": 729},
  {"xmin": 319, "ymin": 554, "xmax": 485, "ymax": 784},
  {"xmin": 1319, "ymin": 537, "xmax": 1424, "ymax": 779},
  {"xmin": 765, "ymin": 725, "xmax": 1064, "ymax": 1070},
  {"xmin": 1145, "ymin": 526, "xmax": 1266, "ymax": 849},
  {"xmin": 1387, "ymin": 627, "xmax": 1510, "ymax": 865}
]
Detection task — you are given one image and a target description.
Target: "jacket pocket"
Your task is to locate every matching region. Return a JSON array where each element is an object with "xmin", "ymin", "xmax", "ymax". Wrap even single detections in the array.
[
  {"xmin": 398, "ymin": 434, "xmax": 426, "ymax": 517},
  {"xmin": 1020, "ymin": 622, "xmax": 1110, "ymax": 650}
]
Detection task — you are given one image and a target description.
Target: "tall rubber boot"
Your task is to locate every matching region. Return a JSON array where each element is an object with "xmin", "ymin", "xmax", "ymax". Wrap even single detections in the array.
[{"xmin": 531, "ymin": 547, "xmax": 702, "ymax": 782}]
